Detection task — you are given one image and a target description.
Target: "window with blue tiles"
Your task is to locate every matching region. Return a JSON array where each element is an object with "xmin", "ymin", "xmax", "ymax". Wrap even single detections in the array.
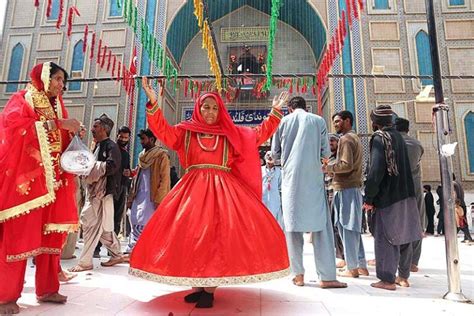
[
  {"xmin": 374, "ymin": 0, "xmax": 390, "ymax": 9},
  {"xmin": 47, "ymin": 0, "xmax": 60, "ymax": 21},
  {"xmin": 415, "ymin": 31, "xmax": 434, "ymax": 86},
  {"xmin": 109, "ymin": 0, "xmax": 123, "ymax": 17},
  {"xmin": 449, "ymin": 0, "xmax": 465, "ymax": 6},
  {"xmin": 68, "ymin": 41, "xmax": 85, "ymax": 91},
  {"xmin": 465, "ymin": 112, "xmax": 474, "ymax": 173},
  {"xmin": 6, "ymin": 43, "xmax": 24, "ymax": 93}
]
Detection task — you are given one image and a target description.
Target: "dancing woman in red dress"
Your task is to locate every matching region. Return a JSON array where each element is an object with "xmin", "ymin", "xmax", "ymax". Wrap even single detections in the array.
[{"xmin": 129, "ymin": 78, "xmax": 290, "ymax": 308}]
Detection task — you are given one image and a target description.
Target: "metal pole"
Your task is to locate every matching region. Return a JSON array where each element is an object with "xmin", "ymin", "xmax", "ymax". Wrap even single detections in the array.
[{"xmin": 424, "ymin": 0, "xmax": 470, "ymax": 303}]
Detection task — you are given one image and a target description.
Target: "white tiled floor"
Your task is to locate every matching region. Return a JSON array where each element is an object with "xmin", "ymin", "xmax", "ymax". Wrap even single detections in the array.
[{"xmin": 17, "ymin": 234, "xmax": 474, "ymax": 315}]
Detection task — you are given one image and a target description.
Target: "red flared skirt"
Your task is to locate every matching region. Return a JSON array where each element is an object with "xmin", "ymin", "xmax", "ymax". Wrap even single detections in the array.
[{"xmin": 129, "ymin": 168, "xmax": 290, "ymax": 287}]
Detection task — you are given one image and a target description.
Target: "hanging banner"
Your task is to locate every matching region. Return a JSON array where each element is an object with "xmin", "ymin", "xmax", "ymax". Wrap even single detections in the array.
[
  {"xmin": 221, "ymin": 26, "xmax": 270, "ymax": 42},
  {"xmin": 183, "ymin": 108, "xmax": 289, "ymax": 125}
]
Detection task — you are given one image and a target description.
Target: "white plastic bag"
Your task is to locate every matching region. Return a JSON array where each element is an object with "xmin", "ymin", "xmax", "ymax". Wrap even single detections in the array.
[{"xmin": 61, "ymin": 135, "xmax": 96, "ymax": 176}]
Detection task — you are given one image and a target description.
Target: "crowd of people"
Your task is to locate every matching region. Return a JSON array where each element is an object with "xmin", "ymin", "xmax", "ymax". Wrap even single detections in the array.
[{"xmin": 0, "ymin": 62, "xmax": 472, "ymax": 314}]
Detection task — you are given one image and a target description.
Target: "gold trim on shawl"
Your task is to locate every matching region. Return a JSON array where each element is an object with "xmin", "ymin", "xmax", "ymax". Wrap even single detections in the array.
[
  {"xmin": 41, "ymin": 62, "xmax": 51, "ymax": 93},
  {"xmin": 184, "ymin": 130, "xmax": 191, "ymax": 167},
  {"xmin": 43, "ymin": 223, "xmax": 80, "ymax": 234},
  {"xmin": 146, "ymin": 102, "xmax": 160, "ymax": 115},
  {"xmin": 6, "ymin": 247, "xmax": 61, "ymax": 262},
  {"xmin": 129, "ymin": 267, "xmax": 290, "ymax": 287},
  {"xmin": 185, "ymin": 164, "xmax": 231, "ymax": 173},
  {"xmin": 222, "ymin": 137, "xmax": 228, "ymax": 167},
  {"xmin": 0, "ymin": 122, "xmax": 56, "ymax": 222}
]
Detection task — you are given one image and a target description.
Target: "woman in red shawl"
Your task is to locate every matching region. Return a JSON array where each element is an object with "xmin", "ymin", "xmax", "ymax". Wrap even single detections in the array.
[
  {"xmin": 129, "ymin": 78, "xmax": 290, "ymax": 308},
  {"xmin": 0, "ymin": 62, "xmax": 80, "ymax": 314}
]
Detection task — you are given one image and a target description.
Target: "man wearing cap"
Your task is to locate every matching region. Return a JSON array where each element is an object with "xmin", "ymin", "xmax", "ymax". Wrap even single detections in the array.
[
  {"xmin": 262, "ymin": 151, "xmax": 284, "ymax": 229},
  {"xmin": 125, "ymin": 129, "xmax": 170, "ymax": 253},
  {"xmin": 395, "ymin": 118, "xmax": 425, "ymax": 279},
  {"xmin": 364, "ymin": 105, "xmax": 422, "ymax": 291},
  {"xmin": 69, "ymin": 114, "xmax": 126, "ymax": 272}
]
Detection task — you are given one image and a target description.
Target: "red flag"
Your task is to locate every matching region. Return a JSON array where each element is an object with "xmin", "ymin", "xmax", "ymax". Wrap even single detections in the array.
[
  {"xmin": 352, "ymin": 0, "xmax": 359, "ymax": 19},
  {"xmin": 129, "ymin": 46, "xmax": 138, "ymax": 75},
  {"xmin": 67, "ymin": 7, "xmax": 80, "ymax": 38},
  {"xmin": 100, "ymin": 45, "xmax": 107, "ymax": 69},
  {"xmin": 90, "ymin": 32, "xmax": 96, "ymax": 60},
  {"xmin": 184, "ymin": 79, "xmax": 189, "ymax": 97},
  {"xmin": 341, "ymin": 11, "xmax": 347, "ymax": 38},
  {"xmin": 46, "ymin": 0, "xmax": 52, "ymax": 17},
  {"xmin": 97, "ymin": 39, "xmax": 102, "ymax": 64},
  {"xmin": 112, "ymin": 55, "xmax": 116, "ymax": 77},
  {"xmin": 82, "ymin": 25, "xmax": 88, "ymax": 53},
  {"xmin": 34, "ymin": 0, "xmax": 40, "ymax": 7},
  {"xmin": 345, "ymin": 0, "xmax": 352, "ymax": 27},
  {"xmin": 116, "ymin": 61, "xmax": 121, "ymax": 81},
  {"xmin": 107, "ymin": 50, "xmax": 112, "ymax": 72},
  {"xmin": 56, "ymin": 0, "xmax": 64, "ymax": 29},
  {"xmin": 333, "ymin": 33, "xmax": 339, "ymax": 57}
]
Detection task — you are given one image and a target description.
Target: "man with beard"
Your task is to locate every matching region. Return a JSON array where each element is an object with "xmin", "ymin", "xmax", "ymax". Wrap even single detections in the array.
[
  {"xmin": 69, "ymin": 114, "xmax": 126, "ymax": 272},
  {"xmin": 94, "ymin": 126, "xmax": 131, "ymax": 257},
  {"xmin": 364, "ymin": 105, "xmax": 422, "ymax": 291},
  {"xmin": 125, "ymin": 129, "xmax": 170, "ymax": 253}
]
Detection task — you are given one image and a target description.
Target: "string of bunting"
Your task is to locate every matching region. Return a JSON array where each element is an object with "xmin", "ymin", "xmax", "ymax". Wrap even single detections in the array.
[
  {"xmin": 193, "ymin": 0, "xmax": 223, "ymax": 92},
  {"xmin": 316, "ymin": 0, "xmax": 364, "ymax": 114},
  {"xmin": 263, "ymin": 0, "xmax": 281, "ymax": 92}
]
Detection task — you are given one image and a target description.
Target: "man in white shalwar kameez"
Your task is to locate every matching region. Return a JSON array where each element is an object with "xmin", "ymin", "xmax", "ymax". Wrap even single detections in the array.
[{"xmin": 272, "ymin": 96, "xmax": 347, "ymax": 289}]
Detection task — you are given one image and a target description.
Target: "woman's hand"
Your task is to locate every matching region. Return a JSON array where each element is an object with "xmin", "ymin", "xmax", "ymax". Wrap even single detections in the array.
[
  {"xmin": 272, "ymin": 91, "xmax": 289, "ymax": 111},
  {"xmin": 142, "ymin": 77, "xmax": 157, "ymax": 106}
]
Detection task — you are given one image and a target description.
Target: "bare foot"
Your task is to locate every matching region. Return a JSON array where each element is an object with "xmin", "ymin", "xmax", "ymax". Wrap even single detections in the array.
[
  {"xmin": 320, "ymin": 280, "xmax": 348, "ymax": 289},
  {"xmin": 395, "ymin": 277, "xmax": 410, "ymax": 287},
  {"xmin": 37, "ymin": 293, "xmax": 67, "ymax": 304},
  {"xmin": 292, "ymin": 274, "xmax": 304, "ymax": 286},
  {"xmin": 337, "ymin": 268, "xmax": 359, "ymax": 278},
  {"xmin": 358, "ymin": 268, "xmax": 370, "ymax": 276},
  {"xmin": 100, "ymin": 255, "xmax": 126, "ymax": 267},
  {"xmin": 367, "ymin": 259, "xmax": 376, "ymax": 266},
  {"xmin": 410, "ymin": 264, "xmax": 419, "ymax": 272},
  {"xmin": 68, "ymin": 264, "xmax": 93, "ymax": 272},
  {"xmin": 58, "ymin": 269, "xmax": 77, "ymax": 282},
  {"xmin": 336, "ymin": 260, "xmax": 346, "ymax": 268},
  {"xmin": 370, "ymin": 281, "xmax": 396, "ymax": 291},
  {"xmin": 0, "ymin": 301, "xmax": 20, "ymax": 314}
]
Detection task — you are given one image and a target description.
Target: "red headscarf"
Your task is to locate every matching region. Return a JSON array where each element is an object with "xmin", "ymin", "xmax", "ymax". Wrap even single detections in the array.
[{"xmin": 177, "ymin": 93, "xmax": 263, "ymax": 198}]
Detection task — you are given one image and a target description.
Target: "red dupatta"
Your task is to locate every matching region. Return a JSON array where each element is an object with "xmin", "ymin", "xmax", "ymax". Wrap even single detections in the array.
[{"xmin": 177, "ymin": 93, "xmax": 263, "ymax": 198}]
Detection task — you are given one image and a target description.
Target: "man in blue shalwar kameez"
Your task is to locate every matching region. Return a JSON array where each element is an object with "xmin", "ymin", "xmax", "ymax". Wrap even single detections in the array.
[
  {"xmin": 272, "ymin": 96, "xmax": 347, "ymax": 289},
  {"xmin": 125, "ymin": 129, "xmax": 170, "ymax": 253}
]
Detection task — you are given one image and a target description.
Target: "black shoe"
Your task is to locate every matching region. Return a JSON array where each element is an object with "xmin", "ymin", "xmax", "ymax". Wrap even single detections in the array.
[
  {"xmin": 184, "ymin": 290, "xmax": 203, "ymax": 303},
  {"xmin": 93, "ymin": 250, "xmax": 101, "ymax": 258},
  {"xmin": 195, "ymin": 291, "xmax": 214, "ymax": 308}
]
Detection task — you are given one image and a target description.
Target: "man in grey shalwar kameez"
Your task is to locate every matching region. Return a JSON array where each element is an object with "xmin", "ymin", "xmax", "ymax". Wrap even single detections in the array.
[
  {"xmin": 364, "ymin": 105, "xmax": 422, "ymax": 291},
  {"xmin": 395, "ymin": 118, "xmax": 425, "ymax": 276},
  {"xmin": 272, "ymin": 96, "xmax": 347, "ymax": 289}
]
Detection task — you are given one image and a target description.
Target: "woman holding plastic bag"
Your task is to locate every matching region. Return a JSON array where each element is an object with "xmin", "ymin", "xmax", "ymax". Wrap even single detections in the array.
[{"xmin": 0, "ymin": 62, "xmax": 81, "ymax": 312}]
